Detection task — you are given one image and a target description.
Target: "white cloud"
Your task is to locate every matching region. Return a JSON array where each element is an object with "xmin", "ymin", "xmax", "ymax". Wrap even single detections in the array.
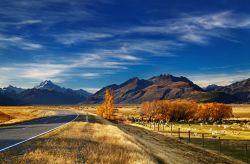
[
  {"xmin": 81, "ymin": 73, "xmax": 101, "ymax": 78},
  {"xmin": 115, "ymin": 55, "xmax": 141, "ymax": 61},
  {"xmin": 179, "ymin": 33, "xmax": 208, "ymax": 44},
  {"xmin": 82, "ymin": 87, "xmax": 100, "ymax": 93},
  {"xmin": 0, "ymin": 49, "xmax": 142, "ymax": 87},
  {"xmin": 16, "ymin": 19, "xmax": 42, "ymax": 25},
  {"xmin": 119, "ymin": 40, "xmax": 183, "ymax": 55},
  {"xmin": 22, "ymin": 43, "xmax": 43, "ymax": 49},
  {"xmin": 0, "ymin": 0, "xmax": 97, "ymax": 27},
  {"xmin": 191, "ymin": 11, "xmax": 250, "ymax": 29},
  {"xmin": 55, "ymin": 32, "xmax": 113, "ymax": 45},
  {"xmin": 127, "ymin": 11, "xmax": 250, "ymax": 44},
  {"xmin": 188, "ymin": 71, "xmax": 250, "ymax": 87},
  {"xmin": 51, "ymin": 11, "xmax": 250, "ymax": 48},
  {"xmin": 0, "ymin": 34, "xmax": 42, "ymax": 50}
]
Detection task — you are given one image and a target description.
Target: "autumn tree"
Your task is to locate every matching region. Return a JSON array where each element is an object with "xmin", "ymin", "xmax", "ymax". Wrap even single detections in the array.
[
  {"xmin": 140, "ymin": 100, "xmax": 232, "ymax": 123},
  {"xmin": 96, "ymin": 88, "xmax": 114, "ymax": 119}
]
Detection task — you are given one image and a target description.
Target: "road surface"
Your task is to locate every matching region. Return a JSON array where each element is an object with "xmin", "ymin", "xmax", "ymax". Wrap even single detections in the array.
[{"xmin": 0, "ymin": 110, "xmax": 78, "ymax": 152}]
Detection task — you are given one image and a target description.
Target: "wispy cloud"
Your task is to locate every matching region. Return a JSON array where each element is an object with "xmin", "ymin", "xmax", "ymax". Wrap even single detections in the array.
[
  {"xmin": 55, "ymin": 32, "xmax": 113, "ymax": 45},
  {"xmin": 0, "ymin": 49, "xmax": 141, "ymax": 87},
  {"xmin": 82, "ymin": 87, "xmax": 100, "ymax": 93},
  {"xmin": 16, "ymin": 19, "xmax": 42, "ymax": 25},
  {"xmin": 189, "ymin": 71, "xmax": 250, "ymax": 87},
  {"xmin": 117, "ymin": 40, "xmax": 182, "ymax": 56},
  {"xmin": 81, "ymin": 73, "xmax": 101, "ymax": 78},
  {"xmin": 0, "ymin": 35, "xmax": 42, "ymax": 50},
  {"xmin": 0, "ymin": 0, "xmax": 107, "ymax": 28},
  {"xmin": 115, "ymin": 54, "xmax": 141, "ymax": 61},
  {"xmin": 127, "ymin": 11, "xmax": 250, "ymax": 44},
  {"xmin": 51, "ymin": 11, "xmax": 250, "ymax": 51}
]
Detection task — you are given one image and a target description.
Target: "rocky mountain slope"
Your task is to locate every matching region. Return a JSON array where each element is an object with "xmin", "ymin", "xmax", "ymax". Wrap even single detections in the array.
[
  {"xmin": 211, "ymin": 78, "xmax": 250, "ymax": 102},
  {"xmin": 86, "ymin": 74, "xmax": 239, "ymax": 104}
]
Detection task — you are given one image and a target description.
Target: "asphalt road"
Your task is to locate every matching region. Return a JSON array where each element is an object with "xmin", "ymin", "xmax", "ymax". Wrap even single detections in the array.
[{"xmin": 0, "ymin": 110, "xmax": 78, "ymax": 152}]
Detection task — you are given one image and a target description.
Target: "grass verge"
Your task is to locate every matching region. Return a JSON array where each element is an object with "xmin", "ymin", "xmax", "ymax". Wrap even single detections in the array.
[{"xmin": 0, "ymin": 111, "xmax": 156, "ymax": 164}]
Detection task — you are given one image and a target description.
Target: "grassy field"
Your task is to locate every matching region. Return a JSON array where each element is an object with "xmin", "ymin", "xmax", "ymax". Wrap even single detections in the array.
[{"xmin": 0, "ymin": 106, "xmax": 55, "ymax": 126}]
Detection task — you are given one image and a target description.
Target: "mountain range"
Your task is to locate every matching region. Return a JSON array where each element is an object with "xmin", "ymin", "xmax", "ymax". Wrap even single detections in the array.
[
  {"xmin": 0, "ymin": 75, "xmax": 250, "ymax": 105},
  {"xmin": 205, "ymin": 78, "xmax": 250, "ymax": 102},
  {"xmin": 86, "ymin": 74, "xmax": 240, "ymax": 104},
  {"xmin": 0, "ymin": 80, "xmax": 91, "ymax": 105}
]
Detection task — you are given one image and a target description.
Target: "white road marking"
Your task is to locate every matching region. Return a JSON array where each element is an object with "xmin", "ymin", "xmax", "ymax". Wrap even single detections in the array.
[{"xmin": 0, "ymin": 112, "xmax": 79, "ymax": 152}]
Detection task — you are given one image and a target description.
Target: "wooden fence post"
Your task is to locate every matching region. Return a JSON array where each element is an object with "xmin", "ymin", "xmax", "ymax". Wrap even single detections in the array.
[
  {"xmin": 219, "ymin": 137, "xmax": 221, "ymax": 153},
  {"xmin": 188, "ymin": 130, "xmax": 191, "ymax": 143},
  {"xmin": 219, "ymin": 137, "xmax": 221, "ymax": 163},
  {"xmin": 178, "ymin": 128, "xmax": 180, "ymax": 140},
  {"xmin": 202, "ymin": 133, "xmax": 204, "ymax": 147},
  {"xmin": 170, "ymin": 123, "xmax": 173, "ymax": 136},
  {"xmin": 246, "ymin": 144, "xmax": 248, "ymax": 163}
]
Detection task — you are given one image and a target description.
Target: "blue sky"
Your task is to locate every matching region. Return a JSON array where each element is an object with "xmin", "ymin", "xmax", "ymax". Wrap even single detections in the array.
[{"xmin": 1, "ymin": 0, "xmax": 250, "ymax": 92}]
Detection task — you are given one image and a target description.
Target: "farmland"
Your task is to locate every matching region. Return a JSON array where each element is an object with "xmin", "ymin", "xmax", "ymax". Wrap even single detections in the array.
[
  {"xmin": 0, "ymin": 104, "xmax": 249, "ymax": 163},
  {"xmin": 118, "ymin": 104, "xmax": 250, "ymax": 162},
  {"xmin": 83, "ymin": 103, "xmax": 250, "ymax": 162}
]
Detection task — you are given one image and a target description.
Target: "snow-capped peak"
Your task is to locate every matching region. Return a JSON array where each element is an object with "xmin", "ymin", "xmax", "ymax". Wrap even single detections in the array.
[{"xmin": 35, "ymin": 80, "xmax": 62, "ymax": 91}]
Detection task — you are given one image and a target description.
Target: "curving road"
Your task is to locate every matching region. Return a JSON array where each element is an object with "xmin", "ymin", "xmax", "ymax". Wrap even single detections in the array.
[{"xmin": 0, "ymin": 110, "xmax": 79, "ymax": 152}]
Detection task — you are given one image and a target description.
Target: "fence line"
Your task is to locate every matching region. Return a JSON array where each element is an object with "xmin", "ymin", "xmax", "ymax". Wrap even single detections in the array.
[{"xmin": 132, "ymin": 119, "xmax": 250, "ymax": 163}]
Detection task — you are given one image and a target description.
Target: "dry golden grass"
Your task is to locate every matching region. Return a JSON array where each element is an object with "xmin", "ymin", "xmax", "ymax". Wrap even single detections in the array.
[
  {"xmin": 84, "ymin": 104, "xmax": 250, "ymax": 121},
  {"xmin": 0, "ymin": 106, "xmax": 55, "ymax": 126},
  {"xmin": 0, "ymin": 111, "xmax": 156, "ymax": 164},
  {"xmin": 231, "ymin": 104, "xmax": 250, "ymax": 118},
  {"xmin": 84, "ymin": 105, "xmax": 141, "ymax": 122}
]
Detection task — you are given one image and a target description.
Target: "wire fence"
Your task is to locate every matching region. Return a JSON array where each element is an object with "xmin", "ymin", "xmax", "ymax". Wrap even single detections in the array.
[{"xmin": 132, "ymin": 120, "xmax": 250, "ymax": 163}]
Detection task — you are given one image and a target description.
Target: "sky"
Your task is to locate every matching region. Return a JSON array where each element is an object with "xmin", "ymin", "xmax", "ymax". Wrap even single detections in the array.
[{"xmin": 1, "ymin": 0, "xmax": 250, "ymax": 93}]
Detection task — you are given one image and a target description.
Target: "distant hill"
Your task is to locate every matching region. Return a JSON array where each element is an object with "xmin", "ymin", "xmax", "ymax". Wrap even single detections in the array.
[
  {"xmin": 19, "ymin": 89, "xmax": 86, "ymax": 105},
  {"xmin": 2, "ymin": 85, "xmax": 25, "ymax": 94},
  {"xmin": 212, "ymin": 78, "xmax": 250, "ymax": 102},
  {"xmin": 0, "ymin": 81, "xmax": 91, "ymax": 105},
  {"xmin": 86, "ymin": 74, "xmax": 239, "ymax": 104},
  {"xmin": 0, "ymin": 93, "xmax": 19, "ymax": 105},
  {"xmin": 204, "ymin": 84, "xmax": 223, "ymax": 92}
]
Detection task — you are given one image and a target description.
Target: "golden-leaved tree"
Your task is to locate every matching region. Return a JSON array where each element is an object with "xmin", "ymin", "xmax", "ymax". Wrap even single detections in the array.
[
  {"xmin": 140, "ymin": 100, "xmax": 232, "ymax": 122},
  {"xmin": 96, "ymin": 88, "xmax": 114, "ymax": 119}
]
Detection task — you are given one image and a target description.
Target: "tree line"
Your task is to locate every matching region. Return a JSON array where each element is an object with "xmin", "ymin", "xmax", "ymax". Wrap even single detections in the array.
[{"xmin": 140, "ymin": 100, "xmax": 232, "ymax": 123}]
